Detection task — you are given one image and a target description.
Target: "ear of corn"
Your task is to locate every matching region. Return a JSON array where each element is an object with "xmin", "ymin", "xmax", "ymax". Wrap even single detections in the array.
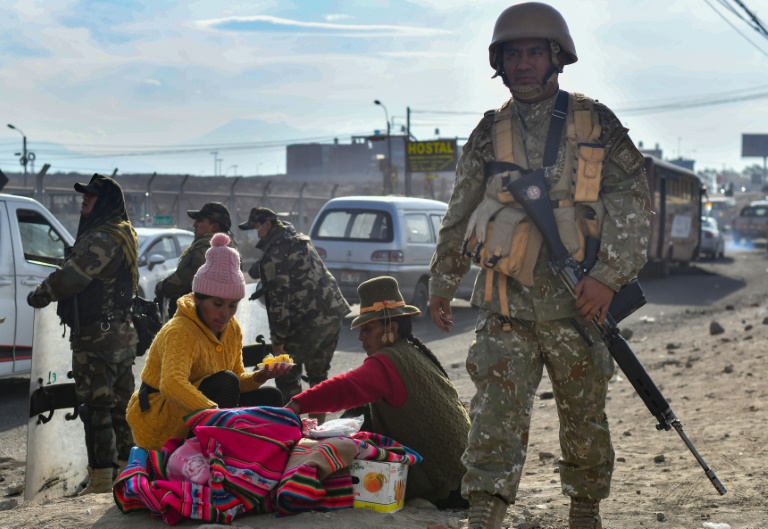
[{"xmin": 256, "ymin": 352, "xmax": 294, "ymax": 369}]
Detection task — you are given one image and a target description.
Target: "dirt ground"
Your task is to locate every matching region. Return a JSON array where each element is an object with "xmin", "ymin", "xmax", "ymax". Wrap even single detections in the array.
[{"xmin": 1, "ymin": 292, "xmax": 767, "ymax": 529}]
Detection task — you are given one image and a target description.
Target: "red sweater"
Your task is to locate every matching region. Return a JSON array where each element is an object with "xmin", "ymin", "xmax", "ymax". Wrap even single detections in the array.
[{"xmin": 291, "ymin": 354, "xmax": 407, "ymax": 413}]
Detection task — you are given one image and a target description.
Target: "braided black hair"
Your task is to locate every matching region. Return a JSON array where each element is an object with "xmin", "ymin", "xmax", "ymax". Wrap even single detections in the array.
[{"xmin": 392, "ymin": 316, "xmax": 450, "ymax": 379}]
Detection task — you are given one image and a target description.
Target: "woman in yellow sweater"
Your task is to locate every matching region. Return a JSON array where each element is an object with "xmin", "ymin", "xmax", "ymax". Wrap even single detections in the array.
[{"xmin": 126, "ymin": 233, "xmax": 292, "ymax": 450}]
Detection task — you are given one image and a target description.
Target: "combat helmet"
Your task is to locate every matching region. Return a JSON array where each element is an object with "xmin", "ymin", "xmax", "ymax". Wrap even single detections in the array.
[{"xmin": 489, "ymin": 2, "xmax": 577, "ymax": 72}]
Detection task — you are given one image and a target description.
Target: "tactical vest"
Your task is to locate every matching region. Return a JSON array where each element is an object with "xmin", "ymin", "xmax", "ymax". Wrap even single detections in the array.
[
  {"xmin": 57, "ymin": 250, "xmax": 134, "ymax": 329},
  {"xmin": 462, "ymin": 92, "xmax": 608, "ymax": 290}
]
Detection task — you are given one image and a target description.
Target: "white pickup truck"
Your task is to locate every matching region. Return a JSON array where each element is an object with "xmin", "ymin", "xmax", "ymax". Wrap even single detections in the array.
[{"xmin": 0, "ymin": 193, "xmax": 74, "ymax": 379}]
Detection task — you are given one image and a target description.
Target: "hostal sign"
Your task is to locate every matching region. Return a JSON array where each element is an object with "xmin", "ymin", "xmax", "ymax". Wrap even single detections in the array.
[{"xmin": 406, "ymin": 140, "xmax": 458, "ymax": 173}]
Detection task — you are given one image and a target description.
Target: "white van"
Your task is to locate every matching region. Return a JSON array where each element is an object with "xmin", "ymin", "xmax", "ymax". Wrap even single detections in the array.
[
  {"xmin": 0, "ymin": 194, "xmax": 75, "ymax": 378},
  {"xmin": 309, "ymin": 196, "xmax": 477, "ymax": 312}
]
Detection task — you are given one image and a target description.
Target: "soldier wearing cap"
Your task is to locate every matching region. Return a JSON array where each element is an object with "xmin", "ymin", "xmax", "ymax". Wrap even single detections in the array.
[
  {"xmin": 154, "ymin": 202, "xmax": 237, "ymax": 317},
  {"xmin": 239, "ymin": 207, "xmax": 350, "ymax": 419},
  {"xmin": 27, "ymin": 173, "xmax": 140, "ymax": 495},
  {"xmin": 427, "ymin": 3, "xmax": 651, "ymax": 529}
]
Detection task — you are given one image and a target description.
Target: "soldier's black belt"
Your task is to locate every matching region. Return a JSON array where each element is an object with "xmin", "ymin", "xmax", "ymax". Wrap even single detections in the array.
[{"xmin": 138, "ymin": 381, "xmax": 159, "ymax": 412}]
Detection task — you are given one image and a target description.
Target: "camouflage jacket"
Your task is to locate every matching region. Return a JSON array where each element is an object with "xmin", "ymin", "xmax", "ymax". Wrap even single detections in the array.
[
  {"xmin": 29, "ymin": 224, "xmax": 138, "ymax": 350},
  {"xmin": 429, "ymin": 92, "xmax": 651, "ymax": 321},
  {"xmin": 156, "ymin": 231, "xmax": 238, "ymax": 298},
  {"xmin": 256, "ymin": 223, "xmax": 351, "ymax": 345}
]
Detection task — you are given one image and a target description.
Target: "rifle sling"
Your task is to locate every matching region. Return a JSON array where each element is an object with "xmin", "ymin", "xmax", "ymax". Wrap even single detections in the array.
[{"xmin": 543, "ymin": 90, "xmax": 569, "ymax": 168}]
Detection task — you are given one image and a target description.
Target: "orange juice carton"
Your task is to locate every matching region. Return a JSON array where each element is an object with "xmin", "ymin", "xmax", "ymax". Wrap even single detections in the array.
[{"xmin": 348, "ymin": 459, "xmax": 408, "ymax": 513}]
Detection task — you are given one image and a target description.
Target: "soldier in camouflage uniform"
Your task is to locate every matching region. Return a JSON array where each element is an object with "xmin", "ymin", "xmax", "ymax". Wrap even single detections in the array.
[
  {"xmin": 27, "ymin": 173, "xmax": 140, "ymax": 495},
  {"xmin": 154, "ymin": 202, "xmax": 237, "ymax": 317},
  {"xmin": 238, "ymin": 207, "xmax": 350, "ymax": 416},
  {"xmin": 427, "ymin": 4, "xmax": 651, "ymax": 529}
]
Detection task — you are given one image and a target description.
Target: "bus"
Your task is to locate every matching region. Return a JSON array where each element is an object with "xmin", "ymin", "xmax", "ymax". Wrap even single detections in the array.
[{"xmin": 643, "ymin": 156, "xmax": 704, "ymax": 276}]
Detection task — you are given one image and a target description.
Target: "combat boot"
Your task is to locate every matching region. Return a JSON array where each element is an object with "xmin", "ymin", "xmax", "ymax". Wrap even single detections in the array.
[
  {"xmin": 569, "ymin": 497, "xmax": 602, "ymax": 529},
  {"xmin": 78, "ymin": 466, "xmax": 113, "ymax": 495},
  {"xmin": 462, "ymin": 491, "xmax": 508, "ymax": 529}
]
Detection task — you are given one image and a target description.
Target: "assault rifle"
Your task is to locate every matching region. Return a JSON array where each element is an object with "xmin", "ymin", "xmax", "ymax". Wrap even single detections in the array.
[{"xmin": 504, "ymin": 167, "xmax": 727, "ymax": 495}]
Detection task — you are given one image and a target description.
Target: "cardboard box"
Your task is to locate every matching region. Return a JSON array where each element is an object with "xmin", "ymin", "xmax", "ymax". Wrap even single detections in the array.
[{"xmin": 348, "ymin": 459, "xmax": 408, "ymax": 513}]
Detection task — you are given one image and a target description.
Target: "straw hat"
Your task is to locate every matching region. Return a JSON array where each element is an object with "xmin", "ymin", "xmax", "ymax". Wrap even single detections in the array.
[{"xmin": 350, "ymin": 276, "xmax": 420, "ymax": 330}]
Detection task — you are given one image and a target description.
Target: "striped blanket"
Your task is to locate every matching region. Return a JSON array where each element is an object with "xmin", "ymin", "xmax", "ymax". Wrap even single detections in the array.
[
  {"xmin": 114, "ymin": 407, "xmax": 302, "ymax": 525},
  {"xmin": 114, "ymin": 408, "xmax": 422, "ymax": 525}
]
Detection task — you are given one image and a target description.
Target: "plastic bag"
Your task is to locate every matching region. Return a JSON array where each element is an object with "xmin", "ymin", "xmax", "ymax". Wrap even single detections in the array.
[{"xmin": 308, "ymin": 416, "xmax": 364, "ymax": 438}]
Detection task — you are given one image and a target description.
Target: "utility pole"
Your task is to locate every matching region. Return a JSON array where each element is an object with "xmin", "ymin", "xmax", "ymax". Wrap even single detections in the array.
[
  {"xmin": 7, "ymin": 123, "xmax": 31, "ymax": 187},
  {"xmin": 374, "ymin": 100, "xmax": 393, "ymax": 195},
  {"xmin": 405, "ymin": 106, "xmax": 412, "ymax": 197},
  {"xmin": 210, "ymin": 151, "xmax": 219, "ymax": 176}
]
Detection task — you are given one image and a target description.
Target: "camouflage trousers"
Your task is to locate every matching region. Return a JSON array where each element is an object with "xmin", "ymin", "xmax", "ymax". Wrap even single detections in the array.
[
  {"xmin": 275, "ymin": 318, "xmax": 343, "ymax": 403},
  {"xmin": 462, "ymin": 310, "xmax": 615, "ymax": 504},
  {"xmin": 72, "ymin": 345, "xmax": 136, "ymax": 469}
]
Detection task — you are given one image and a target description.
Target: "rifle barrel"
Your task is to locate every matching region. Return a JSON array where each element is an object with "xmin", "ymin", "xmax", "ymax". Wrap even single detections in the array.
[{"xmin": 505, "ymin": 168, "xmax": 726, "ymax": 495}]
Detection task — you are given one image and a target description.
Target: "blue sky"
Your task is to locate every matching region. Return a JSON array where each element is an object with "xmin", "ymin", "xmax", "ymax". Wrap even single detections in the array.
[{"xmin": 1, "ymin": 0, "xmax": 767, "ymax": 178}]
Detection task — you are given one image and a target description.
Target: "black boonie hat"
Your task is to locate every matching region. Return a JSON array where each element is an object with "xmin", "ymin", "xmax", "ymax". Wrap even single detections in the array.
[
  {"xmin": 238, "ymin": 207, "xmax": 278, "ymax": 230},
  {"xmin": 187, "ymin": 202, "xmax": 232, "ymax": 231},
  {"xmin": 74, "ymin": 173, "xmax": 117, "ymax": 196}
]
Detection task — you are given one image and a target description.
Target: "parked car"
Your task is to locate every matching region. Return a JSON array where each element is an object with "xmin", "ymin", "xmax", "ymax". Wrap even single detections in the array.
[
  {"xmin": 309, "ymin": 196, "xmax": 478, "ymax": 313},
  {"xmin": 699, "ymin": 216, "xmax": 725, "ymax": 259},
  {"xmin": 135, "ymin": 227, "xmax": 195, "ymax": 299},
  {"xmin": 1, "ymin": 193, "xmax": 75, "ymax": 378}
]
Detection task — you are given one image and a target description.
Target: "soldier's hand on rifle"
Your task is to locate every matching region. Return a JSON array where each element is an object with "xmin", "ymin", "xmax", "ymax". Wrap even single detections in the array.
[
  {"xmin": 574, "ymin": 276, "xmax": 614, "ymax": 325},
  {"xmin": 429, "ymin": 295, "xmax": 453, "ymax": 332}
]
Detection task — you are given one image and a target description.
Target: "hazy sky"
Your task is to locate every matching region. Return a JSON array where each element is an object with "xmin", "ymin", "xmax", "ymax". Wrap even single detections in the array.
[{"xmin": 1, "ymin": 0, "xmax": 767, "ymax": 178}]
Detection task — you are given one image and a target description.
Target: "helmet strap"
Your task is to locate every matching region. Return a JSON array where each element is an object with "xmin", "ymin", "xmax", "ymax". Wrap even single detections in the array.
[{"xmin": 510, "ymin": 40, "xmax": 561, "ymax": 103}]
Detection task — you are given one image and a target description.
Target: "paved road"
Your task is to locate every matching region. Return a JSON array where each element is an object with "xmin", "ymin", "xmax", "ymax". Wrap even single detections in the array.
[{"xmin": 1, "ymin": 240, "xmax": 765, "ymax": 465}]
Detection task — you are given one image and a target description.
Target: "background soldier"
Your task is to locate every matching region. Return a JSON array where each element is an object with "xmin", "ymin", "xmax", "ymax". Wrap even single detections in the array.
[
  {"xmin": 27, "ymin": 173, "xmax": 140, "ymax": 495},
  {"xmin": 238, "ymin": 207, "xmax": 350, "ymax": 421},
  {"xmin": 154, "ymin": 201, "xmax": 236, "ymax": 317},
  {"xmin": 428, "ymin": 3, "xmax": 651, "ymax": 529}
]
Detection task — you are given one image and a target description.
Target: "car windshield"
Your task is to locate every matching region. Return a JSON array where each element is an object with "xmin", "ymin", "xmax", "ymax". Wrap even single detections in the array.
[
  {"xmin": 312, "ymin": 209, "xmax": 393, "ymax": 242},
  {"xmin": 740, "ymin": 206, "xmax": 768, "ymax": 217}
]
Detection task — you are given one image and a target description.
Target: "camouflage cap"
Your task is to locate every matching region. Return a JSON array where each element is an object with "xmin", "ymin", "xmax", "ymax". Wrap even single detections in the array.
[
  {"xmin": 74, "ymin": 173, "xmax": 120, "ymax": 196},
  {"xmin": 238, "ymin": 207, "xmax": 278, "ymax": 230},
  {"xmin": 187, "ymin": 202, "xmax": 232, "ymax": 231}
]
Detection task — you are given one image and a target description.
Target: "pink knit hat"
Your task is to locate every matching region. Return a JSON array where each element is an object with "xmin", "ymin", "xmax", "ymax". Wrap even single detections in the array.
[{"xmin": 191, "ymin": 233, "xmax": 245, "ymax": 299}]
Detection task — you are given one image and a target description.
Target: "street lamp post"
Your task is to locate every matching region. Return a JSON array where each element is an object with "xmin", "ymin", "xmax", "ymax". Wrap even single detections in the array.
[
  {"xmin": 374, "ymin": 100, "xmax": 393, "ymax": 195},
  {"xmin": 7, "ymin": 124, "xmax": 29, "ymax": 187}
]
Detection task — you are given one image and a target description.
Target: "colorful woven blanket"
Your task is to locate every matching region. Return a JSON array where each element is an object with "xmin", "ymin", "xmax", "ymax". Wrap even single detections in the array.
[{"xmin": 114, "ymin": 408, "xmax": 423, "ymax": 525}]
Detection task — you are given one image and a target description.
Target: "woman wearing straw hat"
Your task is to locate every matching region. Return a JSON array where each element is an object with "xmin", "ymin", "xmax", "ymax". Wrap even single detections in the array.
[{"xmin": 285, "ymin": 276, "xmax": 470, "ymax": 509}]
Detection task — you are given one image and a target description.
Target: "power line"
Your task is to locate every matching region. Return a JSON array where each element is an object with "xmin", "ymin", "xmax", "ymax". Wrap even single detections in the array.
[
  {"xmin": 14, "ymin": 132, "xmax": 373, "ymax": 160},
  {"xmin": 615, "ymin": 90, "xmax": 768, "ymax": 116},
  {"xmin": 729, "ymin": 0, "xmax": 768, "ymax": 37},
  {"xmin": 703, "ymin": 0, "xmax": 768, "ymax": 59}
]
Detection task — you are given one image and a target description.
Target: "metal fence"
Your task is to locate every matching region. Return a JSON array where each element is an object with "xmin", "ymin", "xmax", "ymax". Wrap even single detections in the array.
[{"xmin": 2, "ymin": 170, "xmax": 455, "ymax": 237}]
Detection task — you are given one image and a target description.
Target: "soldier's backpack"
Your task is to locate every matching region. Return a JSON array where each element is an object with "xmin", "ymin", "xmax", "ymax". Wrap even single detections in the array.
[{"xmin": 132, "ymin": 296, "xmax": 162, "ymax": 357}]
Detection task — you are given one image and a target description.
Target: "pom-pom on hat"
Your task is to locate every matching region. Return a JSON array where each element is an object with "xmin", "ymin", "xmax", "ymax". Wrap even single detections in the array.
[{"xmin": 191, "ymin": 233, "xmax": 245, "ymax": 299}]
